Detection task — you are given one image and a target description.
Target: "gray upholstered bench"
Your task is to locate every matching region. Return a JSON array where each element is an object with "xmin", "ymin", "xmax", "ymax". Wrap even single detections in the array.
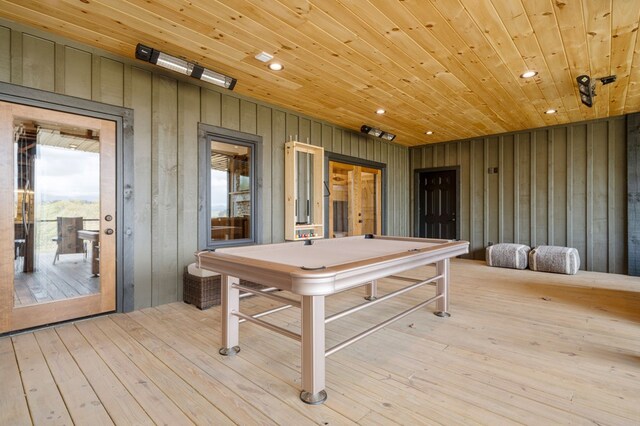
[
  {"xmin": 486, "ymin": 243, "xmax": 531, "ymax": 270},
  {"xmin": 529, "ymin": 245, "xmax": 580, "ymax": 275}
]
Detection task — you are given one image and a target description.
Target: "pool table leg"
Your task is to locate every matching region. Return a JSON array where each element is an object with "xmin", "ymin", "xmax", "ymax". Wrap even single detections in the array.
[
  {"xmin": 300, "ymin": 295, "xmax": 328, "ymax": 405},
  {"xmin": 434, "ymin": 258, "xmax": 451, "ymax": 318},
  {"xmin": 365, "ymin": 280, "xmax": 378, "ymax": 301},
  {"xmin": 219, "ymin": 274, "xmax": 241, "ymax": 356}
]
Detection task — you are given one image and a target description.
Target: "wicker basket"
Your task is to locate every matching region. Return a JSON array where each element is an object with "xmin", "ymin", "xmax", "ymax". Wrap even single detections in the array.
[
  {"xmin": 183, "ymin": 266, "xmax": 267, "ymax": 310},
  {"xmin": 183, "ymin": 266, "xmax": 221, "ymax": 309}
]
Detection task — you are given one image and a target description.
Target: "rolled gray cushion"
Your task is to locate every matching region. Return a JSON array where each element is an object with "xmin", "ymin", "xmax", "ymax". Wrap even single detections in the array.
[
  {"xmin": 486, "ymin": 243, "xmax": 531, "ymax": 270},
  {"xmin": 529, "ymin": 245, "xmax": 580, "ymax": 275}
]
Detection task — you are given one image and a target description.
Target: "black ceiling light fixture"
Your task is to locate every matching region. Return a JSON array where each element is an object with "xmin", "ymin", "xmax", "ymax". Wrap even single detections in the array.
[
  {"xmin": 577, "ymin": 75, "xmax": 595, "ymax": 107},
  {"xmin": 135, "ymin": 43, "xmax": 237, "ymax": 90},
  {"xmin": 577, "ymin": 74, "xmax": 616, "ymax": 108},
  {"xmin": 361, "ymin": 125, "xmax": 396, "ymax": 141}
]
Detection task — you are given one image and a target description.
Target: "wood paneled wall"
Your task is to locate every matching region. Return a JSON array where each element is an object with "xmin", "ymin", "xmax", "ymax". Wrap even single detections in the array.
[
  {"xmin": 0, "ymin": 22, "xmax": 410, "ymax": 309},
  {"xmin": 629, "ymin": 114, "xmax": 640, "ymax": 276},
  {"xmin": 410, "ymin": 117, "xmax": 627, "ymax": 274}
]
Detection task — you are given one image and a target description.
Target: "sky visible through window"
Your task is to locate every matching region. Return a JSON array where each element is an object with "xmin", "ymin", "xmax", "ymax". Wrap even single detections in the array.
[
  {"xmin": 36, "ymin": 145, "xmax": 100, "ymax": 202},
  {"xmin": 211, "ymin": 168, "xmax": 228, "ymax": 217},
  {"xmin": 14, "ymin": 143, "xmax": 101, "ymax": 253}
]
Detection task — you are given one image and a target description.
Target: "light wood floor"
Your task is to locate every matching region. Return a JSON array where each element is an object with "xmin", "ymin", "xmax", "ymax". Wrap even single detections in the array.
[
  {"xmin": 2, "ymin": 259, "xmax": 640, "ymax": 425},
  {"xmin": 14, "ymin": 253, "xmax": 98, "ymax": 307}
]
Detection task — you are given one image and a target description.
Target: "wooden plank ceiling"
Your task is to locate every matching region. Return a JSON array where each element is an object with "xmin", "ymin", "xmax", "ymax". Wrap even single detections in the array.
[{"xmin": 1, "ymin": 0, "xmax": 639, "ymax": 146}]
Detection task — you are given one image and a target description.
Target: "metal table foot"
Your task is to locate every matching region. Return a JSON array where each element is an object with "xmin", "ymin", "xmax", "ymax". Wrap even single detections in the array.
[
  {"xmin": 300, "ymin": 390, "xmax": 327, "ymax": 405},
  {"xmin": 434, "ymin": 311, "xmax": 450, "ymax": 318},
  {"xmin": 219, "ymin": 346, "xmax": 241, "ymax": 356}
]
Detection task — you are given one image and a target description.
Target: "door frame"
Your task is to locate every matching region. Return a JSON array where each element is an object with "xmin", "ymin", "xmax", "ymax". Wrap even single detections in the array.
[
  {"xmin": 324, "ymin": 152, "xmax": 387, "ymax": 237},
  {"xmin": 414, "ymin": 166, "xmax": 461, "ymax": 239},
  {"xmin": 0, "ymin": 81, "xmax": 134, "ymax": 316}
]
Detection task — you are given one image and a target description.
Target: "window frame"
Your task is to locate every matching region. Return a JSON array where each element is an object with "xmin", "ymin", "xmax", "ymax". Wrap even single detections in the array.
[{"xmin": 198, "ymin": 123, "xmax": 262, "ymax": 250}]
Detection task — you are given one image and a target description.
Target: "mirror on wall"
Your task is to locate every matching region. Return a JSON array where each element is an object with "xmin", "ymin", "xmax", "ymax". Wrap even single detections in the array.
[
  {"xmin": 285, "ymin": 141, "xmax": 324, "ymax": 241},
  {"xmin": 295, "ymin": 151, "xmax": 314, "ymax": 225}
]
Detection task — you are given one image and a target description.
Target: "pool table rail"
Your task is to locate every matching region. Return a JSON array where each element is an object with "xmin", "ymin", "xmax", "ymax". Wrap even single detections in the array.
[{"xmin": 196, "ymin": 238, "xmax": 469, "ymax": 296}]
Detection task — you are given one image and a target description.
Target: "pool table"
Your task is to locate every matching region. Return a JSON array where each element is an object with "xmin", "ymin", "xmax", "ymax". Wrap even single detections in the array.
[{"xmin": 197, "ymin": 235, "xmax": 469, "ymax": 404}]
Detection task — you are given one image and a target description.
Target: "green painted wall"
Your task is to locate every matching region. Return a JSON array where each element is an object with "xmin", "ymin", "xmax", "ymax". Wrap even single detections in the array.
[{"xmin": 410, "ymin": 117, "xmax": 627, "ymax": 274}]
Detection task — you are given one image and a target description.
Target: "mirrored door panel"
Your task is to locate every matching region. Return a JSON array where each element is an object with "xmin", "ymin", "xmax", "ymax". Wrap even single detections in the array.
[
  {"xmin": 328, "ymin": 161, "xmax": 382, "ymax": 238},
  {"xmin": 360, "ymin": 170, "xmax": 380, "ymax": 235},
  {"xmin": 1, "ymin": 101, "xmax": 116, "ymax": 333}
]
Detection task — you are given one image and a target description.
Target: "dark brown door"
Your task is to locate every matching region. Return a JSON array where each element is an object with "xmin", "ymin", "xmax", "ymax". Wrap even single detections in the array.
[{"xmin": 417, "ymin": 169, "xmax": 457, "ymax": 239}]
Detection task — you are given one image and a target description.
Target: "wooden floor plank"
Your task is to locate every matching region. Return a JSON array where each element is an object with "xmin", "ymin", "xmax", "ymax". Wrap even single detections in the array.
[
  {"xmin": 135, "ymin": 309, "xmax": 348, "ymax": 424},
  {"xmin": 33, "ymin": 328, "xmax": 113, "ymax": 425},
  {"xmin": 91, "ymin": 316, "xmax": 233, "ymax": 425},
  {"xmin": 358, "ymin": 409, "xmax": 408, "ymax": 425},
  {"xmin": 44, "ymin": 259, "xmax": 98, "ymax": 296},
  {"xmin": 328, "ymin": 326, "xmax": 593, "ymax": 424},
  {"xmin": 14, "ymin": 252, "xmax": 97, "ymax": 307},
  {"xmin": 12, "ymin": 333, "xmax": 73, "ymax": 425},
  {"xmin": 73, "ymin": 320, "xmax": 195, "ymax": 425},
  {"xmin": 1, "ymin": 259, "xmax": 639, "ymax": 425},
  {"xmin": 166, "ymin": 302, "xmax": 381, "ymax": 424},
  {"xmin": 0, "ymin": 338, "xmax": 31, "ymax": 426},
  {"xmin": 169, "ymin": 299, "xmax": 491, "ymax": 425},
  {"xmin": 357, "ymin": 284, "xmax": 640, "ymax": 411},
  {"xmin": 168, "ymin": 301, "xmax": 455, "ymax": 425},
  {"xmin": 13, "ymin": 275, "xmax": 37, "ymax": 306},
  {"xmin": 55, "ymin": 324, "xmax": 154, "ymax": 425},
  {"xmin": 109, "ymin": 313, "xmax": 279, "ymax": 426},
  {"xmin": 352, "ymin": 268, "xmax": 640, "ymax": 423},
  {"xmin": 169, "ymin": 262, "xmax": 637, "ymax": 421},
  {"xmin": 17, "ymin": 272, "xmax": 53, "ymax": 304},
  {"xmin": 273, "ymin": 279, "xmax": 639, "ymax": 423},
  {"xmin": 158, "ymin": 309, "xmax": 361, "ymax": 425},
  {"xmin": 122, "ymin": 312, "xmax": 304, "ymax": 425}
]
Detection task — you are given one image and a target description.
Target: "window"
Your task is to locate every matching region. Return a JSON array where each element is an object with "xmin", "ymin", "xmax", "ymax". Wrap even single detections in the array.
[{"xmin": 199, "ymin": 124, "xmax": 262, "ymax": 249}]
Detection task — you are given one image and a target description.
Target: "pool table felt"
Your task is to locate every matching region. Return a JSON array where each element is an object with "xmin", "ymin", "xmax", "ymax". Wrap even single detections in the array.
[{"xmin": 216, "ymin": 236, "xmax": 441, "ymax": 270}]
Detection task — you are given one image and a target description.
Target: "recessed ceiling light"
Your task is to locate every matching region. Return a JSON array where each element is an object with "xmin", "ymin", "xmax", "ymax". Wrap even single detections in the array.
[
  {"xmin": 69, "ymin": 144, "xmax": 79, "ymax": 149},
  {"xmin": 545, "ymin": 109, "xmax": 557, "ymax": 114},
  {"xmin": 520, "ymin": 70, "xmax": 538, "ymax": 78},
  {"xmin": 425, "ymin": 131, "xmax": 433, "ymax": 135},
  {"xmin": 376, "ymin": 108, "xmax": 385, "ymax": 114},
  {"xmin": 268, "ymin": 63, "xmax": 283, "ymax": 71},
  {"xmin": 255, "ymin": 52, "xmax": 273, "ymax": 62}
]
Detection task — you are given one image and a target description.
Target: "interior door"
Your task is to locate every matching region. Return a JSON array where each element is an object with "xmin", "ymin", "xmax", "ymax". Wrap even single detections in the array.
[
  {"xmin": 417, "ymin": 169, "xmax": 457, "ymax": 239},
  {"xmin": 0, "ymin": 101, "xmax": 116, "ymax": 333},
  {"xmin": 329, "ymin": 161, "xmax": 382, "ymax": 237}
]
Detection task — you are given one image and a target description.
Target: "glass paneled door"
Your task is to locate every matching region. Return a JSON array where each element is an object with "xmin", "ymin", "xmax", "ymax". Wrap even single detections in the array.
[
  {"xmin": 329, "ymin": 161, "xmax": 382, "ymax": 238},
  {"xmin": 0, "ymin": 101, "xmax": 116, "ymax": 333}
]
